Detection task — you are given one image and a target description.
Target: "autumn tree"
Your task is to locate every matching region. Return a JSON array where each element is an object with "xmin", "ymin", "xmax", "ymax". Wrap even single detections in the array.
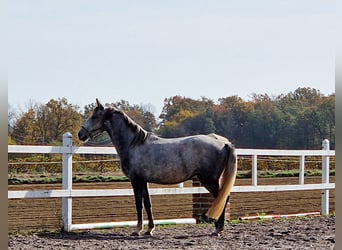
[
  {"xmin": 11, "ymin": 106, "xmax": 37, "ymax": 144},
  {"xmin": 157, "ymin": 88, "xmax": 335, "ymax": 149},
  {"xmin": 158, "ymin": 96, "xmax": 215, "ymax": 137},
  {"xmin": 8, "ymin": 103, "xmax": 18, "ymax": 144},
  {"xmin": 9, "ymin": 87, "xmax": 334, "ymax": 149},
  {"xmin": 11, "ymin": 98, "xmax": 83, "ymax": 145}
]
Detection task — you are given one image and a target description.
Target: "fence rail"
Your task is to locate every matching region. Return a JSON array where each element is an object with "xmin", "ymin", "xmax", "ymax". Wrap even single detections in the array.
[{"xmin": 8, "ymin": 133, "xmax": 335, "ymax": 232}]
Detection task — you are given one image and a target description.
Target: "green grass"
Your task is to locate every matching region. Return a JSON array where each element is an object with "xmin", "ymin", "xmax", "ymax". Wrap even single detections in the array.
[
  {"xmin": 8, "ymin": 175, "xmax": 129, "ymax": 185},
  {"xmin": 8, "ymin": 169, "xmax": 334, "ymax": 185}
]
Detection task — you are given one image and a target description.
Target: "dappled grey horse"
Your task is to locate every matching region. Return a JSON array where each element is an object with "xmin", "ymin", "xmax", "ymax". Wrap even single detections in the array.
[{"xmin": 78, "ymin": 99, "xmax": 237, "ymax": 236}]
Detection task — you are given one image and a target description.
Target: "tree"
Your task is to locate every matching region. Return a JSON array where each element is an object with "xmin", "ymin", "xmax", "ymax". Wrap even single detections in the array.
[
  {"xmin": 43, "ymin": 98, "xmax": 82, "ymax": 142},
  {"xmin": 11, "ymin": 98, "xmax": 82, "ymax": 145},
  {"xmin": 9, "ymin": 87, "xmax": 334, "ymax": 149},
  {"xmin": 213, "ymin": 96, "xmax": 254, "ymax": 146},
  {"xmin": 158, "ymin": 96, "xmax": 215, "ymax": 137},
  {"xmin": 317, "ymin": 94, "xmax": 335, "ymax": 148},
  {"xmin": 236, "ymin": 94, "xmax": 282, "ymax": 148},
  {"xmin": 8, "ymin": 103, "xmax": 16, "ymax": 133},
  {"xmin": 11, "ymin": 106, "xmax": 37, "ymax": 144},
  {"xmin": 275, "ymin": 87, "xmax": 334, "ymax": 149}
]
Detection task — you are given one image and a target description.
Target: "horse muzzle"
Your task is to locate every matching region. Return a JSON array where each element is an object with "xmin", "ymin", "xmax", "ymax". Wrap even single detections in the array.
[{"xmin": 78, "ymin": 127, "xmax": 90, "ymax": 141}]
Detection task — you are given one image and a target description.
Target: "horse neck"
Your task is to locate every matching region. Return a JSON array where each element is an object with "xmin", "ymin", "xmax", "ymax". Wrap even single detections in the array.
[{"xmin": 104, "ymin": 110, "xmax": 148, "ymax": 154}]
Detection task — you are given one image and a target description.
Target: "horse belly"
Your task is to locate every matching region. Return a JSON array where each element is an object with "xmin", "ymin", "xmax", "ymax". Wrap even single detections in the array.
[
  {"xmin": 144, "ymin": 160, "xmax": 196, "ymax": 184},
  {"xmin": 131, "ymin": 149, "xmax": 197, "ymax": 184}
]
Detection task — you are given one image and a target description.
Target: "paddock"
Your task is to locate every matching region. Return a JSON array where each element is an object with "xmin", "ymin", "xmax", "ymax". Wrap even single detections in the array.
[
  {"xmin": 8, "ymin": 216, "xmax": 335, "ymax": 249},
  {"xmin": 8, "ymin": 135, "xmax": 334, "ymax": 236}
]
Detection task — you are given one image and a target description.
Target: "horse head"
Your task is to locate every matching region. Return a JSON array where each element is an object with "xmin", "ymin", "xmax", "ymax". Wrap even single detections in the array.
[{"xmin": 78, "ymin": 98, "xmax": 106, "ymax": 142}]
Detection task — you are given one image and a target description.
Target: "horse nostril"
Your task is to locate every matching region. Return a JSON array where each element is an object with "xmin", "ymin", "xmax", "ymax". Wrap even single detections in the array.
[{"xmin": 78, "ymin": 131, "xmax": 87, "ymax": 141}]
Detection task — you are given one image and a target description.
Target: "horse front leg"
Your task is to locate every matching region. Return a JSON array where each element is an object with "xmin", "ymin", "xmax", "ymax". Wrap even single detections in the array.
[
  {"xmin": 131, "ymin": 180, "xmax": 144, "ymax": 236},
  {"xmin": 142, "ymin": 184, "xmax": 155, "ymax": 236}
]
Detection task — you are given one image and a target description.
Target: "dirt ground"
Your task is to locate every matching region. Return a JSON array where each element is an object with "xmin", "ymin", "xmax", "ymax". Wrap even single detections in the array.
[{"xmin": 8, "ymin": 216, "xmax": 334, "ymax": 250}]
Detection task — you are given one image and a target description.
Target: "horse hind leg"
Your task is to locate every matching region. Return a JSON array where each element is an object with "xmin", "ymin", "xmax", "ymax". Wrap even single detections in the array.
[
  {"xmin": 199, "ymin": 176, "xmax": 228, "ymax": 236},
  {"xmin": 212, "ymin": 196, "xmax": 230, "ymax": 236}
]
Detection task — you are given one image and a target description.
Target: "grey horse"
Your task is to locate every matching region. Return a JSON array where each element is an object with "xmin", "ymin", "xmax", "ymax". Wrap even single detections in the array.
[{"xmin": 78, "ymin": 99, "xmax": 237, "ymax": 236}]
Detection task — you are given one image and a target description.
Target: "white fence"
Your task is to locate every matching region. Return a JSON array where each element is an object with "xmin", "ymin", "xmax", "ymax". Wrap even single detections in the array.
[{"xmin": 8, "ymin": 133, "xmax": 335, "ymax": 232}]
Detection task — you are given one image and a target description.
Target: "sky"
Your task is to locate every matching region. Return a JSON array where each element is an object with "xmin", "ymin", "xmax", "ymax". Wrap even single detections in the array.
[{"xmin": 8, "ymin": 1, "xmax": 335, "ymax": 116}]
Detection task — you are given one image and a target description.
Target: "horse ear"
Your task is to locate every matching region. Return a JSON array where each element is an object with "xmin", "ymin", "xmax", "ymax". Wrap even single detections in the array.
[{"xmin": 96, "ymin": 98, "xmax": 104, "ymax": 110}]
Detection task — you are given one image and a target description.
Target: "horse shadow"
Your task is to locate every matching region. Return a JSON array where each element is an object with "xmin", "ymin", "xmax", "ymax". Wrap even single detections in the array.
[
  {"xmin": 36, "ymin": 230, "xmax": 211, "ymax": 242},
  {"xmin": 37, "ymin": 231, "xmax": 145, "ymax": 241}
]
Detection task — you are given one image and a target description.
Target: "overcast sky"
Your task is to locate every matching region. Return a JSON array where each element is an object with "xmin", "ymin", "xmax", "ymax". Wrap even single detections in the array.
[{"xmin": 8, "ymin": 1, "xmax": 335, "ymax": 116}]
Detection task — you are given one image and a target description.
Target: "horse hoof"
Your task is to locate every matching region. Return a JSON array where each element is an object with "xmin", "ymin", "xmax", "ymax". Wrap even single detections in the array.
[
  {"xmin": 131, "ymin": 231, "xmax": 140, "ymax": 236},
  {"xmin": 211, "ymin": 232, "xmax": 221, "ymax": 237},
  {"xmin": 144, "ymin": 231, "xmax": 154, "ymax": 236},
  {"xmin": 211, "ymin": 230, "xmax": 222, "ymax": 236}
]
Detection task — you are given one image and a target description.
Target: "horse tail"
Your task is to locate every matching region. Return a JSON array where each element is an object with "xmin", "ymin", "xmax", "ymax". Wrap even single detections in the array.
[{"xmin": 206, "ymin": 143, "xmax": 237, "ymax": 220}]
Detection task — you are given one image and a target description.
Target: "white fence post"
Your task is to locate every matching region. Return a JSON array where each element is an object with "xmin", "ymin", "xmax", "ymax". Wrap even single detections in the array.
[
  {"xmin": 252, "ymin": 154, "xmax": 258, "ymax": 186},
  {"xmin": 62, "ymin": 132, "xmax": 73, "ymax": 232},
  {"xmin": 299, "ymin": 155, "xmax": 305, "ymax": 184},
  {"xmin": 321, "ymin": 139, "xmax": 330, "ymax": 215}
]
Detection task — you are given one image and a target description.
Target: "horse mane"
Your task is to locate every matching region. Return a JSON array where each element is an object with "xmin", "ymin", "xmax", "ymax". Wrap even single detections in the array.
[{"xmin": 105, "ymin": 108, "xmax": 150, "ymax": 147}]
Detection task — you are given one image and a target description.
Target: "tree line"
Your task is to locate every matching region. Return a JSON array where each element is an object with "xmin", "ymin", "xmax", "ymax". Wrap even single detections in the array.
[{"xmin": 8, "ymin": 87, "xmax": 335, "ymax": 150}]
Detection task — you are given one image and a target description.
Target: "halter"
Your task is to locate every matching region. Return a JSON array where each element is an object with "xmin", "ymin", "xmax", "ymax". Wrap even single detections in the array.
[{"xmin": 81, "ymin": 125, "xmax": 104, "ymax": 140}]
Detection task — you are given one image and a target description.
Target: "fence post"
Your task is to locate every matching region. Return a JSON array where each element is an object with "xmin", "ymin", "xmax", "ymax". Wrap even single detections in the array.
[
  {"xmin": 62, "ymin": 132, "xmax": 73, "ymax": 232},
  {"xmin": 321, "ymin": 139, "xmax": 330, "ymax": 215},
  {"xmin": 252, "ymin": 154, "xmax": 257, "ymax": 186},
  {"xmin": 299, "ymin": 155, "xmax": 305, "ymax": 184}
]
